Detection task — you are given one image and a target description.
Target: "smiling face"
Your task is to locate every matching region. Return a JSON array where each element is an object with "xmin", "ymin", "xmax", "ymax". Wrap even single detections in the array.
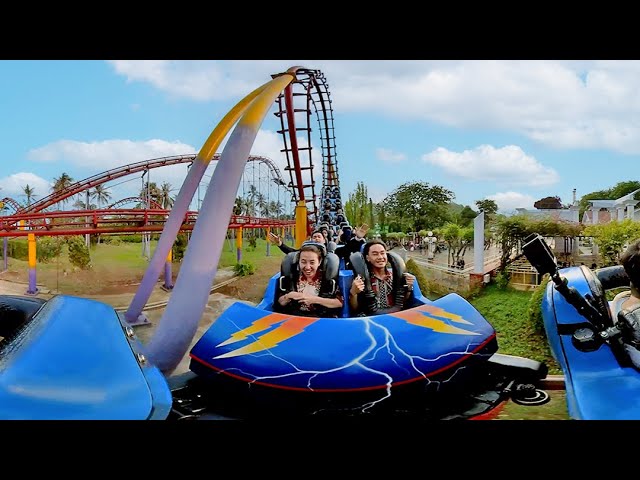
[
  {"xmin": 299, "ymin": 250, "xmax": 321, "ymax": 280},
  {"xmin": 366, "ymin": 243, "xmax": 388, "ymax": 270}
]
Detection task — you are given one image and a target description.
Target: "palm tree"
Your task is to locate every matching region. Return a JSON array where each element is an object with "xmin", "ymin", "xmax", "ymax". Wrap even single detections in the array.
[
  {"xmin": 246, "ymin": 184, "xmax": 258, "ymax": 216},
  {"xmin": 21, "ymin": 184, "xmax": 37, "ymax": 206},
  {"xmin": 159, "ymin": 182, "xmax": 174, "ymax": 209},
  {"xmin": 90, "ymin": 184, "xmax": 112, "ymax": 207},
  {"xmin": 72, "ymin": 198, "xmax": 87, "ymax": 210},
  {"xmin": 268, "ymin": 200, "xmax": 283, "ymax": 219},
  {"xmin": 233, "ymin": 197, "xmax": 243, "ymax": 215},
  {"xmin": 51, "ymin": 172, "xmax": 75, "ymax": 209},
  {"xmin": 140, "ymin": 182, "xmax": 161, "ymax": 207},
  {"xmin": 255, "ymin": 192, "xmax": 267, "ymax": 216}
]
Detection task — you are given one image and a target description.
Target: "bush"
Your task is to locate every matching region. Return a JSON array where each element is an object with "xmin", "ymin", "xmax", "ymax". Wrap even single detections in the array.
[
  {"xmin": 494, "ymin": 271, "xmax": 510, "ymax": 290},
  {"xmin": 37, "ymin": 237, "xmax": 63, "ymax": 263},
  {"xmin": 119, "ymin": 234, "xmax": 143, "ymax": 243},
  {"xmin": 406, "ymin": 258, "xmax": 429, "ymax": 295},
  {"xmin": 172, "ymin": 234, "xmax": 188, "ymax": 262},
  {"xmin": 66, "ymin": 236, "xmax": 92, "ymax": 270},
  {"xmin": 7, "ymin": 239, "xmax": 28, "ymax": 261},
  {"xmin": 233, "ymin": 261, "xmax": 255, "ymax": 276},
  {"xmin": 528, "ymin": 274, "xmax": 550, "ymax": 334},
  {"xmin": 103, "ymin": 236, "xmax": 122, "ymax": 246},
  {"xmin": 247, "ymin": 235, "xmax": 257, "ymax": 251}
]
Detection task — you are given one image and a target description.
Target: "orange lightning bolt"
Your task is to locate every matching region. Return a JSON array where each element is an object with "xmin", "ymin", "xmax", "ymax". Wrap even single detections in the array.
[
  {"xmin": 390, "ymin": 304, "xmax": 480, "ymax": 335},
  {"xmin": 214, "ymin": 314, "xmax": 318, "ymax": 359}
]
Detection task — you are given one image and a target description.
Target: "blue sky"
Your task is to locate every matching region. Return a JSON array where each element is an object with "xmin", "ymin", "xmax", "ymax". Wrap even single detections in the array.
[{"xmin": 1, "ymin": 60, "xmax": 638, "ymax": 215}]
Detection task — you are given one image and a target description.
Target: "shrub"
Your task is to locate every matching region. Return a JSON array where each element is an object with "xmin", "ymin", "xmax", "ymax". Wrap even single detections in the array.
[
  {"xmin": 66, "ymin": 236, "xmax": 92, "ymax": 270},
  {"xmin": 7, "ymin": 239, "xmax": 28, "ymax": 261},
  {"xmin": 247, "ymin": 234, "xmax": 257, "ymax": 251},
  {"xmin": 494, "ymin": 271, "xmax": 510, "ymax": 290},
  {"xmin": 172, "ymin": 233, "xmax": 188, "ymax": 262},
  {"xmin": 37, "ymin": 237, "xmax": 63, "ymax": 263},
  {"xmin": 233, "ymin": 261, "xmax": 256, "ymax": 276},
  {"xmin": 406, "ymin": 258, "xmax": 429, "ymax": 294}
]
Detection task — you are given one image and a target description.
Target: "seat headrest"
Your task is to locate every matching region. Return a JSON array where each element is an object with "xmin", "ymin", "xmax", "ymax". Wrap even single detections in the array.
[
  {"xmin": 281, "ymin": 251, "xmax": 299, "ymax": 278},
  {"xmin": 324, "ymin": 252, "xmax": 340, "ymax": 281},
  {"xmin": 300, "ymin": 240, "xmax": 327, "ymax": 257}
]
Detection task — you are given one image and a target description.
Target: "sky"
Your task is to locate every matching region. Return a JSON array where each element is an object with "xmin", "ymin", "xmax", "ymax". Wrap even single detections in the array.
[{"xmin": 0, "ymin": 60, "xmax": 638, "ymax": 216}]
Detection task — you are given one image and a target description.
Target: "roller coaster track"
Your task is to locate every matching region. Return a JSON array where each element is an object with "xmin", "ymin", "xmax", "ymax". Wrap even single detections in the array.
[
  {"xmin": 0, "ymin": 208, "xmax": 293, "ymax": 237},
  {"xmin": 107, "ymin": 197, "xmax": 164, "ymax": 210},
  {"xmin": 0, "ymin": 155, "xmax": 292, "ymax": 236},
  {"xmin": 18, "ymin": 154, "xmax": 286, "ymax": 215},
  {"xmin": 274, "ymin": 68, "xmax": 343, "ymax": 233},
  {"xmin": 1, "ymin": 197, "xmax": 23, "ymax": 214}
]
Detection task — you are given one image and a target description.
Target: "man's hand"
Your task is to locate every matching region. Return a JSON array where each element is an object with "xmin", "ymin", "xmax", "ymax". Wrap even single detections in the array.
[
  {"xmin": 268, "ymin": 232, "xmax": 283, "ymax": 246},
  {"xmin": 355, "ymin": 224, "xmax": 369, "ymax": 239},
  {"xmin": 404, "ymin": 273, "xmax": 416, "ymax": 290},
  {"xmin": 351, "ymin": 275, "xmax": 365, "ymax": 295}
]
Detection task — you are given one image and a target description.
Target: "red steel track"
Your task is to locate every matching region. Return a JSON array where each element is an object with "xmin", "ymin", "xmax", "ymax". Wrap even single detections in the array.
[
  {"xmin": 0, "ymin": 154, "xmax": 294, "ymax": 237},
  {"xmin": 0, "ymin": 209, "xmax": 293, "ymax": 237}
]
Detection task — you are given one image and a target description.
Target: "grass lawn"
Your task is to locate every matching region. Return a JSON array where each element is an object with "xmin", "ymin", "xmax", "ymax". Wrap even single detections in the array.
[
  {"xmin": 2, "ymin": 236, "xmax": 285, "ymax": 295},
  {"xmin": 468, "ymin": 283, "xmax": 562, "ymax": 375}
]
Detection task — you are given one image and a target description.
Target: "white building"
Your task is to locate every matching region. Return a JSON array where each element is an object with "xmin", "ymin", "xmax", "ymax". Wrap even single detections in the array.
[{"xmin": 581, "ymin": 188, "xmax": 640, "ymax": 225}]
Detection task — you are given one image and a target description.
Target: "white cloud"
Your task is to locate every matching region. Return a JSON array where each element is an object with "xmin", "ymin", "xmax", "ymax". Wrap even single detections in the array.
[
  {"xmin": 422, "ymin": 144, "xmax": 559, "ymax": 187},
  {"xmin": 25, "ymin": 139, "xmax": 197, "ymax": 200},
  {"xmin": 21, "ymin": 132, "xmax": 313, "ymax": 206},
  {"xmin": 487, "ymin": 191, "xmax": 536, "ymax": 214},
  {"xmin": 0, "ymin": 172, "xmax": 52, "ymax": 205},
  {"xmin": 27, "ymin": 139, "xmax": 197, "ymax": 170},
  {"xmin": 108, "ymin": 60, "xmax": 289, "ymax": 102},
  {"xmin": 106, "ymin": 60, "xmax": 640, "ymax": 154},
  {"xmin": 366, "ymin": 185, "xmax": 390, "ymax": 203},
  {"xmin": 376, "ymin": 148, "xmax": 406, "ymax": 163}
]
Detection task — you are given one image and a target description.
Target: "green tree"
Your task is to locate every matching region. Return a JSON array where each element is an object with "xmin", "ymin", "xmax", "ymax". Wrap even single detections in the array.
[
  {"xmin": 139, "ymin": 181, "xmax": 161, "ymax": 207},
  {"xmin": 344, "ymin": 182, "xmax": 372, "ymax": 227},
  {"xmin": 440, "ymin": 222, "xmax": 473, "ymax": 266},
  {"xmin": 90, "ymin": 184, "xmax": 112, "ymax": 207},
  {"xmin": 583, "ymin": 219, "xmax": 640, "ymax": 266},
  {"xmin": 459, "ymin": 205, "xmax": 478, "ymax": 227},
  {"xmin": 495, "ymin": 215, "xmax": 531, "ymax": 272},
  {"xmin": 52, "ymin": 172, "xmax": 75, "ymax": 209},
  {"xmin": 159, "ymin": 182, "xmax": 174, "ymax": 209},
  {"xmin": 381, "ymin": 181, "xmax": 454, "ymax": 233},
  {"xmin": 475, "ymin": 199, "xmax": 498, "ymax": 217},
  {"xmin": 533, "ymin": 196, "xmax": 563, "ymax": 209},
  {"xmin": 21, "ymin": 184, "xmax": 37, "ymax": 206}
]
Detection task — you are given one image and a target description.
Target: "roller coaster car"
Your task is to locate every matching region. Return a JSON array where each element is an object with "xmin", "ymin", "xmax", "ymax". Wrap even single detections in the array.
[
  {"xmin": 177, "ymin": 245, "xmax": 550, "ymax": 420},
  {"xmin": 522, "ymin": 233, "xmax": 640, "ymax": 419},
  {"xmin": 0, "ymin": 295, "xmax": 171, "ymax": 420}
]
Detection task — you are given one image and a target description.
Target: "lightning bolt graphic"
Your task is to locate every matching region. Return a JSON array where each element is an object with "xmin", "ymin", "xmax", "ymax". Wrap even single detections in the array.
[
  {"xmin": 214, "ymin": 314, "xmax": 318, "ymax": 359},
  {"xmin": 195, "ymin": 309, "xmax": 497, "ymax": 418},
  {"xmin": 217, "ymin": 312, "xmax": 293, "ymax": 347},
  {"xmin": 390, "ymin": 304, "xmax": 480, "ymax": 335}
]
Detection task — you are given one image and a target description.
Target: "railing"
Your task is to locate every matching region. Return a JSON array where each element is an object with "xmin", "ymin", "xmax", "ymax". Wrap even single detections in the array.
[{"xmin": 409, "ymin": 252, "xmax": 502, "ymax": 276}]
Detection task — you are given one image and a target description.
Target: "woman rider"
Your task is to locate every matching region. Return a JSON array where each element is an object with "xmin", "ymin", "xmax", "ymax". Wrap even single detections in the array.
[{"xmin": 276, "ymin": 243, "xmax": 343, "ymax": 317}]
